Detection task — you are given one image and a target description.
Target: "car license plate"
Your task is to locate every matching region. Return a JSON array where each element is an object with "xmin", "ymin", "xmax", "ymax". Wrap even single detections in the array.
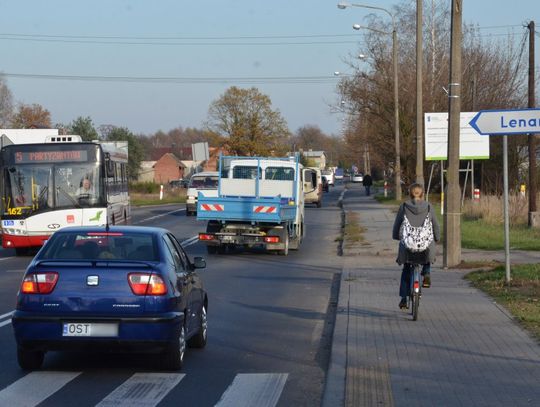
[
  {"xmin": 221, "ymin": 235, "xmax": 233, "ymax": 242},
  {"xmin": 62, "ymin": 323, "xmax": 118, "ymax": 337}
]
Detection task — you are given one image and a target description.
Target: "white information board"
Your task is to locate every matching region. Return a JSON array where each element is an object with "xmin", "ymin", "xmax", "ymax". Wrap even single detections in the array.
[{"xmin": 424, "ymin": 112, "xmax": 490, "ymax": 161}]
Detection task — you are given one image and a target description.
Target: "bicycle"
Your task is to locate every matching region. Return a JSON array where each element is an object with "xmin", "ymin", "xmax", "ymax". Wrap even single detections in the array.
[
  {"xmin": 408, "ymin": 262, "xmax": 422, "ymax": 321},
  {"xmin": 404, "ymin": 251, "xmax": 428, "ymax": 321}
]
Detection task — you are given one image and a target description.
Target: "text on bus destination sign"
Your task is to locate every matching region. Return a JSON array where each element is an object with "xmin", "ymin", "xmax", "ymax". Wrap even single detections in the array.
[{"xmin": 15, "ymin": 150, "xmax": 88, "ymax": 163}]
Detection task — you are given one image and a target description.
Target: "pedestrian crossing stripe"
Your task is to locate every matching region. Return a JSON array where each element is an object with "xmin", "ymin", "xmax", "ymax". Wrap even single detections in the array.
[
  {"xmin": 0, "ymin": 371, "xmax": 81, "ymax": 406},
  {"xmin": 0, "ymin": 372, "xmax": 288, "ymax": 407}
]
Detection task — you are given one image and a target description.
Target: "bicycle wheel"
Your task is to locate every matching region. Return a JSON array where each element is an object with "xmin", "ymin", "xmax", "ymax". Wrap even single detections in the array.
[{"xmin": 412, "ymin": 292, "xmax": 420, "ymax": 320}]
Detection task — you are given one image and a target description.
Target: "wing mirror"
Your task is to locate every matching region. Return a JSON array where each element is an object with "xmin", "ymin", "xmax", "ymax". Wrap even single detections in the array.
[{"xmin": 193, "ymin": 257, "xmax": 206, "ymax": 269}]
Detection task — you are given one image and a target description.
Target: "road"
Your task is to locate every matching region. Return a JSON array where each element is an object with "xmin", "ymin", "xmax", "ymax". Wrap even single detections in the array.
[{"xmin": 0, "ymin": 184, "xmax": 345, "ymax": 407}]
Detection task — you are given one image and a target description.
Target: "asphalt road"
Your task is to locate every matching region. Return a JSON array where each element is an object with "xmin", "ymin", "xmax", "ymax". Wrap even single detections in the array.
[{"xmin": 0, "ymin": 183, "xmax": 345, "ymax": 407}]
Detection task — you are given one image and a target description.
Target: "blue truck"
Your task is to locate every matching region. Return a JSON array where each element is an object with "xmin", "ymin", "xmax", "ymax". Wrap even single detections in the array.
[{"xmin": 197, "ymin": 155, "xmax": 305, "ymax": 255}]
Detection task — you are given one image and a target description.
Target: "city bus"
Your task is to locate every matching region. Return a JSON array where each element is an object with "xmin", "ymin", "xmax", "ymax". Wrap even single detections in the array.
[{"xmin": 0, "ymin": 138, "xmax": 130, "ymax": 254}]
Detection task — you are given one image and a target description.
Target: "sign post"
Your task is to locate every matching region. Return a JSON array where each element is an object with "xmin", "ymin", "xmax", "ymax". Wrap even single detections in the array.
[{"xmin": 469, "ymin": 108, "xmax": 540, "ymax": 283}]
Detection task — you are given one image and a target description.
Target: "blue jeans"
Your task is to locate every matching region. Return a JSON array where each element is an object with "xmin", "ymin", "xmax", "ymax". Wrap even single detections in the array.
[
  {"xmin": 365, "ymin": 186, "xmax": 371, "ymax": 196},
  {"xmin": 400, "ymin": 263, "xmax": 431, "ymax": 298}
]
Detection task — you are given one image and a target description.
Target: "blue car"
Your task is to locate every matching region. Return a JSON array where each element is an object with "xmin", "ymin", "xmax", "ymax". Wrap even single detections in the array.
[{"xmin": 12, "ymin": 226, "xmax": 208, "ymax": 371}]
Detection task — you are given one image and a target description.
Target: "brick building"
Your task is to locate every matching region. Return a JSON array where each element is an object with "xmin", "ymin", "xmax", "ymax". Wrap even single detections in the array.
[{"xmin": 153, "ymin": 153, "xmax": 186, "ymax": 184}]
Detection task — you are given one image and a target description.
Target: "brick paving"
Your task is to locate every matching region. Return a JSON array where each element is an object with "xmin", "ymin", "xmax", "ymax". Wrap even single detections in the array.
[{"xmin": 323, "ymin": 185, "xmax": 540, "ymax": 407}]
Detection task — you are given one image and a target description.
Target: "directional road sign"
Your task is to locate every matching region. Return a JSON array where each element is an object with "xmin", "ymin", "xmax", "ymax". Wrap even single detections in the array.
[{"xmin": 469, "ymin": 108, "xmax": 540, "ymax": 135}]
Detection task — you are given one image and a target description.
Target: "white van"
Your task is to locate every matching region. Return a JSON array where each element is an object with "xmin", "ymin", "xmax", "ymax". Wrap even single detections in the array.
[
  {"xmin": 186, "ymin": 171, "xmax": 219, "ymax": 216},
  {"xmin": 303, "ymin": 167, "xmax": 323, "ymax": 208}
]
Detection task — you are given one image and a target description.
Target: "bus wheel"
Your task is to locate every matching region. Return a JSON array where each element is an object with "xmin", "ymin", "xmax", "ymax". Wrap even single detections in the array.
[{"xmin": 15, "ymin": 248, "xmax": 29, "ymax": 256}]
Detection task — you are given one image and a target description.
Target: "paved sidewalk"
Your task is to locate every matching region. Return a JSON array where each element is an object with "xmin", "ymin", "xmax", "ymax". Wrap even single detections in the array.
[{"xmin": 323, "ymin": 186, "xmax": 540, "ymax": 407}]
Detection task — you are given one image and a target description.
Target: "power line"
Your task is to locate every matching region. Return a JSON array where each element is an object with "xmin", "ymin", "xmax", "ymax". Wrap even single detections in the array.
[{"xmin": 1, "ymin": 72, "xmax": 341, "ymax": 84}]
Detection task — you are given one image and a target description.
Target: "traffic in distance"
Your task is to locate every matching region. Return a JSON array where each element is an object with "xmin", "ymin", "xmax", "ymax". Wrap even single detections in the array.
[{"xmin": 0, "ymin": 130, "xmax": 346, "ymax": 405}]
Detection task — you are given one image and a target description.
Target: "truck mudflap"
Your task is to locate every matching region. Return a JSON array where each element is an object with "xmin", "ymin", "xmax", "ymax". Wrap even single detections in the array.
[{"xmin": 197, "ymin": 196, "xmax": 296, "ymax": 223}]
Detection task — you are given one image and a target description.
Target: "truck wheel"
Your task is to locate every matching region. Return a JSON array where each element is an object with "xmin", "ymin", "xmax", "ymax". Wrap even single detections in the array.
[
  {"xmin": 278, "ymin": 233, "xmax": 289, "ymax": 256},
  {"xmin": 316, "ymin": 200, "xmax": 322, "ymax": 208}
]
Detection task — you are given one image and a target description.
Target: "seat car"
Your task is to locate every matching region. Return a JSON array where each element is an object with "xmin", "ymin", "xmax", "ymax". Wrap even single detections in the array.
[
  {"xmin": 186, "ymin": 171, "xmax": 219, "ymax": 216},
  {"xmin": 12, "ymin": 226, "xmax": 208, "ymax": 371}
]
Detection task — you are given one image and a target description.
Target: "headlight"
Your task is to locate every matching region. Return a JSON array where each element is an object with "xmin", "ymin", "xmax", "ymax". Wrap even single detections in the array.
[{"xmin": 188, "ymin": 196, "xmax": 196, "ymax": 200}]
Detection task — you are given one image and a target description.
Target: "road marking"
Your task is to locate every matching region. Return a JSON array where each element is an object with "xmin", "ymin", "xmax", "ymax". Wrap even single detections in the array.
[
  {"xmin": 0, "ymin": 257, "xmax": 15, "ymax": 262},
  {"xmin": 96, "ymin": 373, "xmax": 184, "ymax": 407},
  {"xmin": 0, "ymin": 371, "xmax": 81, "ymax": 406},
  {"xmin": 0, "ymin": 311, "xmax": 14, "ymax": 320},
  {"xmin": 0, "ymin": 319, "xmax": 11, "ymax": 328},
  {"xmin": 132, "ymin": 208, "xmax": 185, "ymax": 225},
  {"xmin": 215, "ymin": 373, "xmax": 288, "ymax": 407},
  {"xmin": 6, "ymin": 269, "xmax": 25, "ymax": 273},
  {"xmin": 181, "ymin": 235, "xmax": 199, "ymax": 248}
]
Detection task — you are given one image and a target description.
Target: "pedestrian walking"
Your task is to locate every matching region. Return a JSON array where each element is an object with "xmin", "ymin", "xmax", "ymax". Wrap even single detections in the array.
[{"xmin": 362, "ymin": 173, "xmax": 373, "ymax": 196}]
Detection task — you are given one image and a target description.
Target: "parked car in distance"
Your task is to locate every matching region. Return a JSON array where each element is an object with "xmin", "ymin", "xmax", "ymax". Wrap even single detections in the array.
[
  {"xmin": 12, "ymin": 226, "xmax": 208, "ymax": 371},
  {"xmin": 351, "ymin": 173, "xmax": 364, "ymax": 183},
  {"xmin": 186, "ymin": 171, "xmax": 219, "ymax": 216},
  {"xmin": 321, "ymin": 170, "xmax": 334, "ymax": 187},
  {"xmin": 334, "ymin": 168, "xmax": 344, "ymax": 180}
]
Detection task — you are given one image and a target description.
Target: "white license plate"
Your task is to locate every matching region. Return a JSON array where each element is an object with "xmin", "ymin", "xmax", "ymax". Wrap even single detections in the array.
[
  {"xmin": 221, "ymin": 235, "xmax": 234, "ymax": 242},
  {"xmin": 62, "ymin": 323, "xmax": 118, "ymax": 337}
]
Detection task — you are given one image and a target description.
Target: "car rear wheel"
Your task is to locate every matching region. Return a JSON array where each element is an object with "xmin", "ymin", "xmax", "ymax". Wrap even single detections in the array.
[
  {"xmin": 188, "ymin": 305, "xmax": 207, "ymax": 348},
  {"xmin": 17, "ymin": 346, "xmax": 44, "ymax": 370},
  {"xmin": 160, "ymin": 324, "xmax": 186, "ymax": 371}
]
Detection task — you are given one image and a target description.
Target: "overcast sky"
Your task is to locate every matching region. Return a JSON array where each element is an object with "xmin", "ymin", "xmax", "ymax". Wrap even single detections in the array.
[{"xmin": 0, "ymin": 0, "xmax": 537, "ymax": 137}]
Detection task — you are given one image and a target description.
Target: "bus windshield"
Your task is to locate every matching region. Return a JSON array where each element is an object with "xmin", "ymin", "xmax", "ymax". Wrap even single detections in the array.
[{"xmin": 3, "ymin": 163, "xmax": 105, "ymax": 215}]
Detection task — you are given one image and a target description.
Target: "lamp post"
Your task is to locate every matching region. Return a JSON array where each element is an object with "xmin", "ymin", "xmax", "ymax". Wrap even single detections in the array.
[{"xmin": 338, "ymin": 2, "xmax": 401, "ymax": 201}]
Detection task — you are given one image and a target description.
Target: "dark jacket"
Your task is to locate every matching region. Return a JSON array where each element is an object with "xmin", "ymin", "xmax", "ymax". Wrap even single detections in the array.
[
  {"xmin": 392, "ymin": 199, "xmax": 441, "ymax": 264},
  {"xmin": 362, "ymin": 174, "xmax": 373, "ymax": 186}
]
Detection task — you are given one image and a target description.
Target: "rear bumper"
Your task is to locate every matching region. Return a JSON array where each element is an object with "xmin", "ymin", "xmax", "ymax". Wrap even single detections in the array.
[
  {"xmin": 12, "ymin": 311, "xmax": 183, "ymax": 352},
  {"xmin": 2, "ymin": 233, "xmax": 51, "ymax": 249}
]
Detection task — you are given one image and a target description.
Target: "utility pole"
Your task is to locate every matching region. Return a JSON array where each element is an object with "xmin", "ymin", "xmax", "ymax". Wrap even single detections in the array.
[
  {"xmin": 443, "ymin": 0, "xmax": 462, "ymax": 268},
  {"xmin": 416, "ymin": 0, "xmax": 425, "ymax": 186},
  {"xmin": 528, "ymin": 21, "xmax": 538, "ymax": 227},
  {"xmin": 393, "ymin": 27, "xmax": 402, "ymax": 201}
]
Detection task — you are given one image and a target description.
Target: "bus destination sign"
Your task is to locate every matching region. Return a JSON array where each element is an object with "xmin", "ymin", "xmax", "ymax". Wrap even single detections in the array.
[{"xmin": 15, "ymin": 150, "xmax": 88, "ymax": 163}]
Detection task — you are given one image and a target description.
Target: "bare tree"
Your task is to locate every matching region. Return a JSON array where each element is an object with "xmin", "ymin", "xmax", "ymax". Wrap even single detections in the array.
[{"xmin": 0, "ymin": 76, "xmax": 13, "ymax": 127}]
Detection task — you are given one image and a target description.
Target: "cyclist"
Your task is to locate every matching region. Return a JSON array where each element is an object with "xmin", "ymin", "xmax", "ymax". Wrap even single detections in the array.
[{"xmin": 392, "ymin": 183, "xmax": 440, "ymax": 309}]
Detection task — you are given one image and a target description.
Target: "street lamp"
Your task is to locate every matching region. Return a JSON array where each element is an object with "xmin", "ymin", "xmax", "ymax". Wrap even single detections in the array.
[{"xmin": 338, "ymin": 1, "xmax": 401, "ymax": 201}]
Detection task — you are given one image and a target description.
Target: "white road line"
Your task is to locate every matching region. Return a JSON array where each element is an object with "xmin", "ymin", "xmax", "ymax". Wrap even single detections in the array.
[
  {"xmin": 96, "ymin": 373, "xmax": 184, "ymax": 407},
  {"xmin": 215, "ymin": 373, "xmax": 288, "ymax": 407},
  {"xmin": 0, "ymin": 319, "xmax": 11, "ymax": 328},
  {"xmin": 0, "ymin": 371, "xmax": 81, "ymax": 406},
  {"xmin": 132, "ymin": 208, "xmax": 185, "ymax": 225},
  {"xmin": 181, "ymin": 235, "xmax": 199, "ymax": 248},
  {"xmin": 6, "ymin": 269, "xmax": 25, "ymax": 273},
  {"xmin": 0, "ymin": 311, "xmax": 14, "ymax": 320},
  {"xmin": 0, "ymin": 257, "xmax": 15, "ymax": 262}
]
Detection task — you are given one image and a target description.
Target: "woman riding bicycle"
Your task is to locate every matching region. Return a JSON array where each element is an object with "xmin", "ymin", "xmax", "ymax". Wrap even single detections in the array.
[{"xmin": 392, "ymin": 183, "xmax": 440, "ymax": 309}]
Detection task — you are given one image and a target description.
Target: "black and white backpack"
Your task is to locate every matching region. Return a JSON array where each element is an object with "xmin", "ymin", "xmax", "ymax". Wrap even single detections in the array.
[{"xmin": 399, "ymin": 207, "xmax": 434, "ymax": 252}]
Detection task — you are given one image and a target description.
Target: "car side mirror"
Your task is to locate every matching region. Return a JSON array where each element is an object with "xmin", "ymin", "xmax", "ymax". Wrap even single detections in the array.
[{"xmin": 193, "ymin": 257, "xmax": 206, "ymax": 269}]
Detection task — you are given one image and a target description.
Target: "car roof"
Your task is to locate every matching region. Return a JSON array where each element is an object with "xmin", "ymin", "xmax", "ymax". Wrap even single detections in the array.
[{"xmin": 52, "ymin": 225, "xmax": 168, "ymax": 236}]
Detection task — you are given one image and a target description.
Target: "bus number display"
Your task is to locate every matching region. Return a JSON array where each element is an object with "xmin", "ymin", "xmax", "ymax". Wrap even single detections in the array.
[{"xmin": 15, "ymin": 150, "xmax": 88, "ymax": 163}]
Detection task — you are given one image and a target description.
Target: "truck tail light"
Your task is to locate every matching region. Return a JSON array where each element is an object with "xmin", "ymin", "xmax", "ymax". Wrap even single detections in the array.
[
  {"xmin": 199, "ymin": 233, "xmax": 215, "ymax": 241},
  {"xmin": 21, "ymin": 272, "xmax": 59, "ymax": 294},
  {"xmin": 264, "ymin": 236, "xmax": 280, "ymax": 244},
  {"xmin": 128, "ymin": 273, "xmax": 167, "ymax": 296}
]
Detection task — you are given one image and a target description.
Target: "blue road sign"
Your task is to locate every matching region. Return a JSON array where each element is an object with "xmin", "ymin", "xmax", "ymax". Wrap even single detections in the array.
[{"xmin": 469, "ymin": 108, "xmax": 540, "ymax": 135}]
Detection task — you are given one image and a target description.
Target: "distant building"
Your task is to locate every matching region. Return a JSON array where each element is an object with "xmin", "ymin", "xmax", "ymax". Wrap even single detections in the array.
[
  {"xmin": 138, "ymin": 161, "xmax": 156, "ymax": 183},
  {"xmin": 302, "ymin": 150, "xmax": 327, "ymax": 170},
  {"xmin": 153, "ymin": 153, "xmax": 187, "ymax": 184}
]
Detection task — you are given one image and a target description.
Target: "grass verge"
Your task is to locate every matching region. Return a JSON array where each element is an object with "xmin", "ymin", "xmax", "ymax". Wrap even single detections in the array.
[
  {"xmin": 374, "ymin": 195, "xmax": 540, "ymax": 251},
  {"xmin": 131, "ymin": 193, "xmax": 186, "ymax": 207},
  {"xmin": 466, "ymin": 264, "xmax": 540, "ymax": 342},
  {"xmin": 344, "ymin": 211, "xmax": 366, "ymax": 249}
]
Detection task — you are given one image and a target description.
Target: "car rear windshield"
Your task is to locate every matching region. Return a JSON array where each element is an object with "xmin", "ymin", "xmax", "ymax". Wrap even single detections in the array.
[
  {"xmin": 189, "ymin": 176, "xmax": 218, "ymax": 188},
  {"xmin": 39, "ymin": 232, "xmax": 159, "ymax": 261}
]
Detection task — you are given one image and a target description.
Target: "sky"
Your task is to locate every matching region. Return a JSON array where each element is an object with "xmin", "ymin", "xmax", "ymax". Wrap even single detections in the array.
[{"xmin": 0, "ymin": 0, "xmax": 538, "ymax": 138}]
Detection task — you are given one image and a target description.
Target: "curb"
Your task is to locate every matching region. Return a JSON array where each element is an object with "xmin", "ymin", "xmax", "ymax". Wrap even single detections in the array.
[{"xmin": 322, "ymin": 188, "xmax": 349, "ymax": 407}]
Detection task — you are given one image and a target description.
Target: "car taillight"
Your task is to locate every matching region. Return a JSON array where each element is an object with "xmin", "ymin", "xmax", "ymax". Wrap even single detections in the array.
[
  {"xmin": 199, "ymin": 233, "xmax": 215, "ymax": 241},
  {"xmin": 264, "ymin": 236, "xmax": 280, "ymax": 243},
  {"xmin": 128, "ymin": 273, "xmax": 167, "ymax": 296},
  {"xmin": 21, "ymin": 272, "xmax": 59, "ymax": 294}
]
